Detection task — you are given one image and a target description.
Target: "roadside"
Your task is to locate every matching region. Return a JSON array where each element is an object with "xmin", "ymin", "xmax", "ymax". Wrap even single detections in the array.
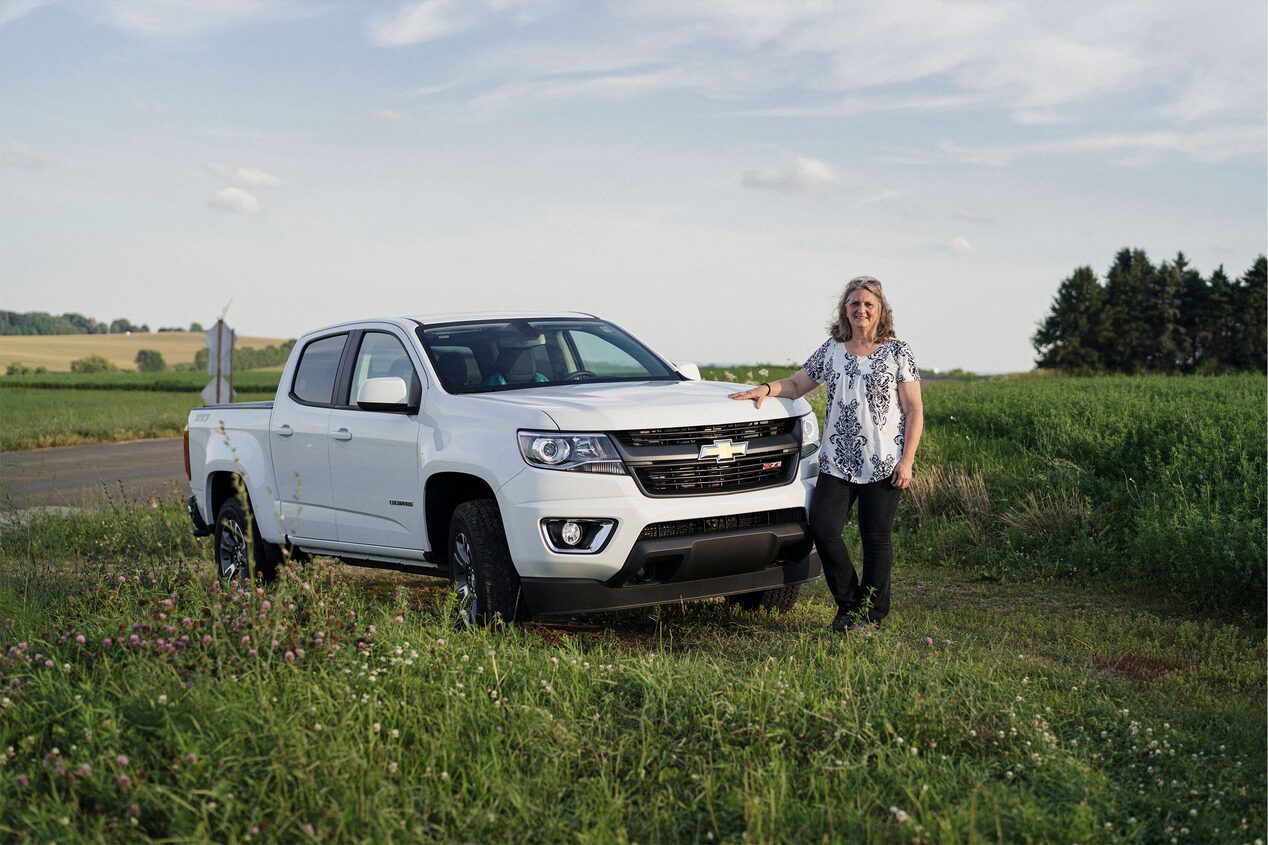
[{"xmin": 0, "ymin": 437, "xmax": 185, "ymax": 509}]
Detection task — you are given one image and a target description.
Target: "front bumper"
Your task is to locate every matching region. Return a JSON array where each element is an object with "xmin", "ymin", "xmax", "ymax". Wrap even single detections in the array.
[{"xmin": 521, "ymin": 519, "xmax": 820, "ymax": 616}]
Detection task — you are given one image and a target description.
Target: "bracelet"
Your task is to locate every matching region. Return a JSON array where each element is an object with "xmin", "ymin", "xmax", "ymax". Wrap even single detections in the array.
[{"xmin": 760, "ymin": 382, "xmax": 772, "ymax": 396}]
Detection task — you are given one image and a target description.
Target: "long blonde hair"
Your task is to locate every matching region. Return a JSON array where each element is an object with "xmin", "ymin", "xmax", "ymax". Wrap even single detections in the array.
[{"xmin": 828, "ymin": 275, "xmax": 896, "ymax": 343}]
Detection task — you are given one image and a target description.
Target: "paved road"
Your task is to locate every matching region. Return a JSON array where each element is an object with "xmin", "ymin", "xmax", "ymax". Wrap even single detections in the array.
[{"xmin": 0, "ymin": 438, "xmax": 187, "ymax": 509}]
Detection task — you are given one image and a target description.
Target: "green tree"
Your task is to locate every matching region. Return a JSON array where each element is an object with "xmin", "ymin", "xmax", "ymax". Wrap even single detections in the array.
[
  {"xmin": 1101, "ymin": 248, "xmax": 1157, "ymax": 373},
  {"xmin": 189, "ymin": 322, "xmax": 204, "ymax": 333},
  {"xmin": 1143, "ymin": 255, "xmax": 1186, "ymax": 372},
  {"xmin": 70, "ymin": 354, "xmax": 118, "ymax": 373},
  {"xmin": 1230, "ymin": 256, "xmax": 1267, "ymax": 371},
  {"xmin": 134, "ymin": 349, "xmax": 166, "ymax": 372},
  {"xmin": 1032, "ymin": 266, "xmax": 1105, "ymax": 372}
]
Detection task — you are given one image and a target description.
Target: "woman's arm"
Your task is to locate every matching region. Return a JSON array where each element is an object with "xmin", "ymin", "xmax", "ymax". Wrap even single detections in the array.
[
  {"xmin": 728, "ymin": 369, "xmax": 819, "ymax": 409},
  {"xmin": 890, "ymin": 380, "xmax": 923, "ymax": 489}
]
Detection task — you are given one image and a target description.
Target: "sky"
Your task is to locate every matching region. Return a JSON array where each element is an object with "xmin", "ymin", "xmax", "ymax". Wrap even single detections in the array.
[{"xmin": 1, "ymin": 0, "xmax": 1264, "ymax": 373}]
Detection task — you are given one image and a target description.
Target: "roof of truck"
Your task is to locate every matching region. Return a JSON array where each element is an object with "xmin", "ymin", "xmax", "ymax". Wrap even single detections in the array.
[{"xmin": 301, "ymin": 311, "xmax": 601, "ymax": 337}]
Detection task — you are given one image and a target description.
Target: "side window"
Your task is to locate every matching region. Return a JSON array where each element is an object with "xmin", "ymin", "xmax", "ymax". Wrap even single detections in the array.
[
  {"xmin": 291, "ymin": 334, "xmax": 347, "ymax": 405},
  {"xmin": 349, "ymin": 332, "xmax": 418, "ymax": 405},
  {"xmin": 568, "ymin": 330, "xmax": 644, "ymax": 375}
]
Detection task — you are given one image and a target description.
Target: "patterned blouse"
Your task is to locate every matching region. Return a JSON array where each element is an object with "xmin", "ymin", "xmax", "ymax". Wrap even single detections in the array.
[{"xmin": 802, "ymin": 338, "xmax": 920, "ymax": 484}]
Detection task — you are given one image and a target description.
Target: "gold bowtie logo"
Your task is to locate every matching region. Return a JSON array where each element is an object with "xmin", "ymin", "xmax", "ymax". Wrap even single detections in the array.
[{"xmin": 698, "ymin": 438, "xmax": 748, "ymax": 463}]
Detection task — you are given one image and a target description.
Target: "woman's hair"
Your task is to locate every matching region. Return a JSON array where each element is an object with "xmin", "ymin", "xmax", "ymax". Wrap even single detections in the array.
[{"xmin": 828, "ymin": 275, "xmax": 896, "ymax": 343}]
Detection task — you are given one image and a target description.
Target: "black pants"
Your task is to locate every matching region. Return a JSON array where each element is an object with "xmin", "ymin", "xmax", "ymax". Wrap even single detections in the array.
[{"xmin": 809, "ymin": 473, "xmax": 902, "ymax": 623}]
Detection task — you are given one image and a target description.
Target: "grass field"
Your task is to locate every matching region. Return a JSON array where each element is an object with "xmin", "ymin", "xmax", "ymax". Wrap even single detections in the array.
[
  {"xmin": 0, "ymin": 505, "xmax": 1262, "ymax": 843},
  {"xmin": 0, "ymin": 332, "xmax": 288, "ymax": 372},
  {"xmin": 0, "ymin": 388, "xmax": 275, "ymax": 451},
  {"xmin": 0, "ymin": 371, "xmax": 1263, "ymax": 841}
]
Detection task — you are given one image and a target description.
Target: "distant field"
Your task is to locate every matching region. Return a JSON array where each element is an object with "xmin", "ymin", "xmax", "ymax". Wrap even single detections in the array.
[
  {"xmin": 0, "ymin": 332, "xmax": 289, "ymax": 372},
  {"xmin": 0, "ymin": 388, "xmax": 274, "ymax": 451},
  {"xmin": 1, "ymin": 370, "xmax": 283, "ymax": 393}
]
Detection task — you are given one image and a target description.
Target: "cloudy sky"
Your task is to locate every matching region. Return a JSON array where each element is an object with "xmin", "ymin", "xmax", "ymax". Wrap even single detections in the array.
[{"xmin": 2, "ymin": 0, "xmax": 1264, "ymax": 372}]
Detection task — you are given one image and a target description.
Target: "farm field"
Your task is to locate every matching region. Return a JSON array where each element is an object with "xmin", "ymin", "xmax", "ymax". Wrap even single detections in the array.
[
  {"xmin": 0, "ymin": 371, "xmax": 1262, "ymax": 841},
  {"xmin": 0, "ymin": 332, "xmax": 288, "ymax": 372},
  {"xmin": 0, "ymin": 504, "xmax": 1262, "ymax": 843},
  {"xmin": 0, "ymin": 388, "xmax": 275, "ymax": 451}
]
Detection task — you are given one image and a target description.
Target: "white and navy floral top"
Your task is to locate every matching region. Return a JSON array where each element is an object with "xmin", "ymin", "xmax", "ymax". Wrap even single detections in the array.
[{"xmin": 803, "ymin": 338, "xmax": 920, "ymax": 484}]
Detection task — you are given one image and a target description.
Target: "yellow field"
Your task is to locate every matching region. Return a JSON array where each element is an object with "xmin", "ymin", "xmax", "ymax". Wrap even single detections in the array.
[{"xmin": 0, "ymin": 332, "xmax": 290, "ymax": 372}]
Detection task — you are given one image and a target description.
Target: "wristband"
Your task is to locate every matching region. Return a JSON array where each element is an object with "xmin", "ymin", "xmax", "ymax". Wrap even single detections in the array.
[{"xmin": 761, "ymin": 382, "xmax": 772, "ymax": 396}]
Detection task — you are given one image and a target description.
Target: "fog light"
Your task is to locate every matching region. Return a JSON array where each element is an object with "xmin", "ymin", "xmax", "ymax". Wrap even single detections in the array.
[
  {"xmin": 541, "ymin": 518, "xmax": 617, "ymax": 554},
  {"xmin": 560, "ymin": 521, "xmax": 583, "ymax": 546}
]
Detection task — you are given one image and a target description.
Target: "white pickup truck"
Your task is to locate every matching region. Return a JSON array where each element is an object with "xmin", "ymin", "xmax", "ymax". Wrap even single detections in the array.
[{"xmin": 185, "ymin": 312, "xmax": 821, "ymax": 623}]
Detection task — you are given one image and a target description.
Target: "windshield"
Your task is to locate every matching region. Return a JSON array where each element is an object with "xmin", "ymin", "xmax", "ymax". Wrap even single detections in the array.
[{"xmin": 417, "ymin": 318, "xmax": 681, "ymax": 394}]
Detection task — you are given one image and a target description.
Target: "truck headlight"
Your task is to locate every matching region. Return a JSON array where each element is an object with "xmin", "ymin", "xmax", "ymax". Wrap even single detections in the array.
[
  {"xmin": 518, "ymin": 431, "xmax": 627, "ymax": 474},
  {"xmin": 799, "ymin": 413, "xmax": 820, "ymax": 458}
]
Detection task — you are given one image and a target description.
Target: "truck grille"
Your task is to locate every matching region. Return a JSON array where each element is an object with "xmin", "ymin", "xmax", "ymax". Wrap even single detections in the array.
[
  {"xmin": 630, "ymin": 450, "xmax": 797, "ymax": 497},
  {"xmin": 639, "ymin": 508, "xmax": 805, "ymax": 541},
  {"xmin": 614, "ymin": 418, "xmax": 796, "ymax": 448}
]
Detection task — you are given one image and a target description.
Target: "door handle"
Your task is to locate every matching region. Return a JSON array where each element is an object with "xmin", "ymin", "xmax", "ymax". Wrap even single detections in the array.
[
  {"xmin": 275, "ymin": 424, "xmax": 294, "ymax": 438},
  {"xmin": 332, "ymin": 428, "xmax": 353, "ymax": 442}
]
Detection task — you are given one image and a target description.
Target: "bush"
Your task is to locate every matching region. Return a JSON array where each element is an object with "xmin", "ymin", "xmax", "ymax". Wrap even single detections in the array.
[
  {"xmin": 6, "ymin": 362, "xmax": 31, "ymax": 376},
  {"xmin": 134, "ymin": 349, "xmax": 166, "ymax": 372},
  {"xmin": 70, "ymin": 354, "xmax": 118, "ymax": 374}
]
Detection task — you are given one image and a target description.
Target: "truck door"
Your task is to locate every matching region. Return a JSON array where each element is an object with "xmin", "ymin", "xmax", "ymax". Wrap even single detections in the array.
[
  {"xmin": 269, "ymin": 332, "xmax": 347, "ymax": 542},
  {"xmin": 329, "ymin": 330, "xmax": 427, "ymax": 550}
]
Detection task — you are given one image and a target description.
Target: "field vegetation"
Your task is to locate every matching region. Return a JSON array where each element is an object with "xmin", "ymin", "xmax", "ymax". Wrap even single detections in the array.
[
  {"xmin": 0, "ymin": 371, "xmax": 1262, "ymax": 841},
  {"xmin": 0, "ymin": 333, "xmax": 287, "ymax": 373}
]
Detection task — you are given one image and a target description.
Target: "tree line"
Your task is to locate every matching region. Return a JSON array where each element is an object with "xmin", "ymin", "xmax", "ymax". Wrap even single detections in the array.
[
  {"xmin": 0, "ymin": 311, "xmax": 206, "ymax": 335},
  {"xmin": 1033, "ymin": 249, "xmax": 1266, "ymax": 373}
]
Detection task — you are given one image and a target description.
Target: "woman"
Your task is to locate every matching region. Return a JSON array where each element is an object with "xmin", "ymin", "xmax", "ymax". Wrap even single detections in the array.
[{"xmin": 730, "ymin": 276, "xmax": 923, "ymax": 632}]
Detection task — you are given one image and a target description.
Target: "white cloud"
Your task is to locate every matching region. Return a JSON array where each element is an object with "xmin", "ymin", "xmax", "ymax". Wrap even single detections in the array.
[
  {"xmin": 950, "ymin": 237, "xmax": 974, "ymax": 254},
  {"xmin": 209, "ymin": 165, "xmax": 282, "ymax": 188},
  {"xmin": 408, "ymin": 80, "xmax": 463, "ymax": 98},
  {"xmin": 368, "ymin": 0, "xmax": 476, "ymax": 46},
  {"xmin": 95, "ymin": 0, "xmax": 313, "ymax": 39},
  {"xmin": 374, "ymin": 108, "xmax": 405, "ymax": 121},
  {"xmin": 742, "ymin": 158, "xmax": 841, "ymax": 194},
  {"xmin": 129, "ymin": 97, "xmax": 165, "ymax": 114},
  {"xmin": 1, "ymin": 142, "xmax": 54, "ymax": 169},
  {"xmin": 0, "ymin": 0, "xmax": 49, "ymax": 27},
  {"xmin": 207, "ymin": 187, "xmax": 262, "ymax": 215}
]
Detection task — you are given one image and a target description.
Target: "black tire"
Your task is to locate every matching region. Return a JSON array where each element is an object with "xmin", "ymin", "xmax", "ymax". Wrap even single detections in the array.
[
  {"xmin": 727, "ymin": 584, "xmax": 801, "ymax": 614},
  {"xmin": 214, "ymin": 495, "xmax": 278, "ymax": 583},
  {"xmin": 449, "ymin": 499, "xmax": 526, "ymax": 626}
]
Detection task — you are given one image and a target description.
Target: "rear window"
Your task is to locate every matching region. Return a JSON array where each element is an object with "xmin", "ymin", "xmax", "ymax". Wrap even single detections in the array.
[{"xmin": 291, "ymin": 334, "xmax": 347, "ymax": 405}]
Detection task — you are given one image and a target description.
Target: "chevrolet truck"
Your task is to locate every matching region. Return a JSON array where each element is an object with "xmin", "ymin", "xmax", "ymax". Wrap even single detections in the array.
[{"xmin": 185, "ymin": 313, "xmax": 821, "ymax": 624}]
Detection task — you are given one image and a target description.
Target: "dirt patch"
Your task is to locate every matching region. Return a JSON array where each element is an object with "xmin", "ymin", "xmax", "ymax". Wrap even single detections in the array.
[{"xmin": 1091, "ymin": 652, "xmax": 1186, "ymax": 684}]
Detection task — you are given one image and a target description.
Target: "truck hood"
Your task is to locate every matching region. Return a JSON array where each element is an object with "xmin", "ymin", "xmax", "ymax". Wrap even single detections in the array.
[{"xmin": 463, "ymin": 379, "xmax": 811, "ymax": 431}]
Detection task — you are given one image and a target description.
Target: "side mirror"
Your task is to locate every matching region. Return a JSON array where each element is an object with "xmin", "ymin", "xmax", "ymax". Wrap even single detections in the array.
[
  {"xmin": 356, "ymin": 377, "xmax": 413, "ymax": 412},
  {"xmin": 675, "ymin": 362, "xmax": 701, "ymax": 381}
]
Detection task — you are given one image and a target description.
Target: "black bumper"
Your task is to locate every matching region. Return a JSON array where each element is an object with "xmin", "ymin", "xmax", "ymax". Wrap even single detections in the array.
[
  {"xmin": 187, "ymin": 496, "xmax": 213, "ymax": 537},
  {"xmin": 521, "ymin": 521, "xmax": 821, "ymax": 616}
]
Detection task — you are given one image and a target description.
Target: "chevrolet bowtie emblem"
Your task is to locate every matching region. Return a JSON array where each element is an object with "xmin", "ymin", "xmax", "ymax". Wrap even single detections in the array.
[{"xmin": 698, "ymin": 438, "xmax": 748, "ymax": 463}]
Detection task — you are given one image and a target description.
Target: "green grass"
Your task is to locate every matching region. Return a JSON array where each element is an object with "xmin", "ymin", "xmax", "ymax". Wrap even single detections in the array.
[
  {"xmin": 0, "ymin": 388, "xmax": 274, "ymax": 451},
  {"xmin": 892, "ymin": 373, "xmax": 1266, "ymax": 622},
  {"xmin": 0, "ymin": 504, "xmax": 1262, "ymax": 843},
  {"xmin": 0, "ymin": 370, "xmax": 283, "ymax": 393}
]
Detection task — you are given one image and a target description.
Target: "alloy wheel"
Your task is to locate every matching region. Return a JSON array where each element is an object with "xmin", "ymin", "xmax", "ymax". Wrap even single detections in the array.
[
  {"xmin": 452, "ymin": 530, "xmax": 478, "ymax": 626},
  {"xmin": 218, "ymin": 517, "xmax": 249, "ymax": 580}
]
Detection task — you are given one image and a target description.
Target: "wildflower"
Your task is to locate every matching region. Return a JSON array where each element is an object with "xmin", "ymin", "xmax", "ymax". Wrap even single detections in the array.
[
  {"xmin": 284, "ymin": 651, "xmax": 295, "ymax": 662},
  {"xmin": 75, "ymin": 634, "xmax": 86, "ymax": 644},
  {"xmin": 924, "ymin": 637, "xmax": 933, "ymax": 646},
  {"xmin": 127, "ymin": 804, "xmax": 140, "ymax": 817},
  {"xmin": 157, "ymin": 695, "xmax": 168, "ymax": 706},
  {"xmin": 14, "ymin": 774, "xmax": 28, "ymax": 787},
  {"xmin": 78, "ymin": 763, "xmax": 92, "ymax": 777},
  {"xmin": 202, "ymin": 635, "xmax": 213, "ymax": 645},
  {"xmin": 0, "ymin": 698, "xmax": 9, "ymax": 710},
  {"xmin": 389, "ymin": 761, "xmax": 398, "ymax": 774},
  {"xmin": 889, "ymin": 806, "xmax": 910, "ymax": 824},
  {"xmin": 117, "ymin": 773, "xmax": 132, "ymax": 788},
  {"xmin": 185, "ymin": 753, "xmax": 197, "ymax": 764}
]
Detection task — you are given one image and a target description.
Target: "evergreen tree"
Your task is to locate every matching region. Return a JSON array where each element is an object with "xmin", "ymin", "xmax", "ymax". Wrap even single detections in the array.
[
  {"xmin": 1231, "ymin": 256, "xmax": 1267, "ymax": 371},
  {"xmin": 1101, "ymin": 248, "xmax": 1157, "ymax": 373},
  {"xmin": 1032, "ymin": 266, "xmax": 1104, "ymax": 372},
  {"xmin": 1144, "ymin": 255, "xmax": 1186, "ymax": 372},
  {"xmin": 1198, "ymin": 266, "xmax": 1237, "ymax": 372}
]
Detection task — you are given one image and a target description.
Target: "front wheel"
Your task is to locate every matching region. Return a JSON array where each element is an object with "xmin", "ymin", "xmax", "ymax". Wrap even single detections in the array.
[
  {"xmin": 726, "ymin": 584, "xmax": 801, "ymax": 614},
  {"xmin": 449, "ymin": 499, "xmax": 526, "ymax": 626},
  {"xmin": 214, "ymin": 496, "xmax": 278, "ymax": 583}
]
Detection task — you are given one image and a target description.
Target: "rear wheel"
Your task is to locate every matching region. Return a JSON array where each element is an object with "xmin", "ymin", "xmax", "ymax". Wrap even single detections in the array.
[
  {"xmin": 214, "ymin": 495, "xmax": 278, "ymax": 583},
  {"xmin": 727, "ymin": 583, "xmax": 801, "ymax": 614},
  {"xmin": 449, "ymin": 499, "xmax": 526, "ymax": 626}
]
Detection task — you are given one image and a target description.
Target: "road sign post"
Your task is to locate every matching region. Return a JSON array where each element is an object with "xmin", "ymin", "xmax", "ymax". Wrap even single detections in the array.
[{"xmin": 203, "ymin": 320, "xmax": 236, "ymax": 404}]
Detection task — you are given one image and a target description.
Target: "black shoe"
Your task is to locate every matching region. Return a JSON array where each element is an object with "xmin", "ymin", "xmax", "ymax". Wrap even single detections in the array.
[{"xmin": 829, "ymin": 612, "xmax": 850, "ymax": 632}]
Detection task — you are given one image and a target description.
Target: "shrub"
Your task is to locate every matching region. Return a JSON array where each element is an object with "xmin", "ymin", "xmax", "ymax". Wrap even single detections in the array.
[
  {"xmin": 134, "ymin": 349, "xmax": 166, "ymax": 372},
  {"xmin": 6, "ymin": 362, "xmax": 32, "ymax": 376},
  {"xmin": 70, "ymin": 354, "xmax": 118, "ymax": 373}
]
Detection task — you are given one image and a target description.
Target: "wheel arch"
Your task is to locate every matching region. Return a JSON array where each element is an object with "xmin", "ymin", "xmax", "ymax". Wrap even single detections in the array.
[
  {"xmin": 203, "ymin": 467, "xmax": 284, "ymax": 544},
  {"xmin": 424, "ymin": 471, "xmax": 499, "ymax": 567}
]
